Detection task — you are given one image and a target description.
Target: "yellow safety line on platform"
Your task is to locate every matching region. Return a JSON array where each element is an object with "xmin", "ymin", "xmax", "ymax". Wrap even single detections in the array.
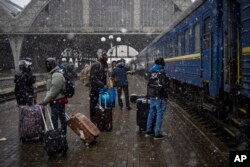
[
  {"xmin": 223, "ymin": 127, "xmax": 236, "ymax": 138},
  {"xmin": 242, "ymin": 47, "xmax": 250, "ymax": 55},
  {"xmin": 231, "ymin": 118, "xmax": 241, "ymax": 126},
  {"xmin": 164, "ymin": 53, "xmax": 201, "ymax": 62},
  {"xmin": 239, "ymin": 108, "xmax": 247, "ymax": 114}
]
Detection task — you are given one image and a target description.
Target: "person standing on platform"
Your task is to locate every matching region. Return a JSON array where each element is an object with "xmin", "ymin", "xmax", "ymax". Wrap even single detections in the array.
[
  {"xmin": 108, "ymin": 60, "xmax": 117, "ymax": 87},
  {"xmin": 14, "ymin": 58, "xmax": 36, "ymax": 106},
  {"xmin": 89, "ymin": 49, "xmax": 109, "ymax": 123},
  {"xmin": 145, "ymin": 58, "xmax": 169, "ymax": 139},
  {"xmin": 39, "ymin": 58, "xmax": 68, "ymax": 135},
  {"xmin": 112, "ymin": 59, "xmax": 133, "ymax": 110}
]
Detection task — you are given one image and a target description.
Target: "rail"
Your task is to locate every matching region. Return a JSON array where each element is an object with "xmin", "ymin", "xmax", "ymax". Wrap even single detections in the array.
[{"xmin": 0, "ymin": 73, "xmax": 47, "ymax": 103}]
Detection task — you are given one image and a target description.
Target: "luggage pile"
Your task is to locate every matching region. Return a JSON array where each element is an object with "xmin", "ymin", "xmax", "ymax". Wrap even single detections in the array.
[
  {"xmin": 18, "ymin": 105, "xmax": 100, "ymax": 157},
  {"xmin": 95, "ymin": 88, "xmax": 114, "ymax": 131}
]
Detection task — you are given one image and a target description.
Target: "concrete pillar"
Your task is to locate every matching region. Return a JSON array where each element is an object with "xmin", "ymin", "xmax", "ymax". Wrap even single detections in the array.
[
  {"xmin": 133, "ymin": 0, "xmax": 141, "ymax": 31},
  {"xmin": 82, "ymin": 0, "xmax": 92, "ymax": 32},
  {"xmin": 9, "ymin": 35, "xmax": 24, "ymax": 72}
]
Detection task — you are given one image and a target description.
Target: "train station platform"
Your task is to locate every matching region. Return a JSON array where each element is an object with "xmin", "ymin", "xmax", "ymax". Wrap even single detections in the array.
[{"xmin": 0, "ymin": 75, "xmax": 229, "ymax": 167}]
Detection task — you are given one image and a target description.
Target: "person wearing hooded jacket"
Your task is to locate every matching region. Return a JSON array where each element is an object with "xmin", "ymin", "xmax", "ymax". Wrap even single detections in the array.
[
  {"xmin": 14, "ymin": 58, "xmax": 36, "ymax": 106},
  {"xmin": 145, "ymin": 57, "xmax": 169, "ymax": 139},
  {"xmin": 89, "ymin": 49, "xmax": 109, "ymax": 123},
  {"xmin": 111, "ymin": 59, "xmax": 133, "ymax": 110},
  {"xmin": 39, "ymin": 57, "xmax": 67, "ymax": 135}
]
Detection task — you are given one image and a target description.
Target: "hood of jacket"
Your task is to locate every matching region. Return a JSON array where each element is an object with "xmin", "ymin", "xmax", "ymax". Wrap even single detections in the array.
[
  {"xmin": 116, "ymin": 62, "xmax": 125, "ymax": 68},
  {"xmin": 150, "ymin": 64, "xmax": 163, "ymax": 73},
  {"xmin": 49, "ymin": 66, "xmax": 62, "ymax": 74}
]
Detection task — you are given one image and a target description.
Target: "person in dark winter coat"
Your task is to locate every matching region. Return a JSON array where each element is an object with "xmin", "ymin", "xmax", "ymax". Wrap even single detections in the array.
[
  {"xmin": 39, "ymin": 58, "xmax": 67, "ymax": 135},
  {"xmin": 145, "ymin": 57, "xmax": 169, "ymax": 139},
  {"xmin": 112, "ymin": 59, "xmax": 133, "ymax": 110},
  {"xmin": 89, "ymin": 49, "xmax": 108, "ymax": 123},
  {"xmin": 14, "ymin": 58, "xmax": 36, "ymax": 105}
]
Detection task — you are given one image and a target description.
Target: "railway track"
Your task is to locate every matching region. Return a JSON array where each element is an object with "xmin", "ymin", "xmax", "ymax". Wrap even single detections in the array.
[
  {"xmin": 168, "ymin": 90, "xmax": 249, "ymax": 152},
  {"xmin": 0, "ymin": 81, "xmax": 46, "ymax": 104}
]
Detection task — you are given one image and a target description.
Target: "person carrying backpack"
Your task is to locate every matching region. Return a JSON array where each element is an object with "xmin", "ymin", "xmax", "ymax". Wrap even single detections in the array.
[
  {"xmin": 39, "ymin": 58, "xmax": 68, "ymax": 135},
  {"xmin": 14, "ymin": 58, "xmax": 36, "ymax": 106},
  {"xmin": 145, "ymin": 58, "xmax": 169, "ymax": 139},
  {"xmin": 111, "ymin": 59, "xmax": 133, "ymax": 110},
  {"xmin": 89, "ymin": 49, "xmax": 108, "ymax": 123}
]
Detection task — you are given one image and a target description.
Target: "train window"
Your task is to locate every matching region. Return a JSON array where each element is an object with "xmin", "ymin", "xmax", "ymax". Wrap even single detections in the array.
[
  {"xmin": 194, "ymin": 23, "xmax": 200, "ymax": 52},
  {"xmin": 178, "ymin": 34, "xmax": 181, "ymax": 55},
  {"xmin": 203, "ymin": 17, "xmax": 211, "ymax": 50},
  {"xmin": 184, "ymin": 29, "xmax": 189, "ymax": 54},
  {"xmin": 169, "ymin": 40, "xmax": 173, "ymax": 57},
  {"xmin": 172, "ymin": 39, "xmax": 176, "ymax": 56}
]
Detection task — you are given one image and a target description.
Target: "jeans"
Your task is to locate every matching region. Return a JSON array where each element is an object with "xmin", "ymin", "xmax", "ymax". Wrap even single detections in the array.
[
  {"xmin": 50, "ymin": 103, "xmax": 67, "ymax": 135},
  {"xmin": 146, "ymin": 97, "xmax": 167, "ymax": 136},
  {"xmin": 117, "ymin": 85, "xmax": 130, "ymax": 108}
]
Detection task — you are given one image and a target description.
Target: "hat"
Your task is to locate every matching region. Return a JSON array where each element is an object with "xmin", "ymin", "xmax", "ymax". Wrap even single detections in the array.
[
  {"xmin": 97, "ymin": 49, "xmax": 107, "ymax": 58},
  {"xmin": 46, "ymin": 57, "xmax": 57, "ymax": 66},
  {"xmin": 155, "ymin": 58, "xmax": 165, "ymax": 67}
]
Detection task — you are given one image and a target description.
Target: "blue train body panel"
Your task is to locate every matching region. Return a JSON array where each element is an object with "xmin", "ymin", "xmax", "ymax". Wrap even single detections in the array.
[
  {"xmin": 138, "ymin": 0, "xmax": 250, "ymax": 100},
  {"xmin": 166, "ymin": 59, "xmax": 202, "ymax": 87},
  {"xmin": 241, "ymin": 0, "xmax": 250, "ymax": 98}
]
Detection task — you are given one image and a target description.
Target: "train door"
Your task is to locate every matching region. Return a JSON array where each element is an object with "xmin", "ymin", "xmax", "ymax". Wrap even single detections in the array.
[
  {"xmin": 223, "ymin": 0, "xmax": 241, "ymax": 92},
  {"xmin": 201, "ymin": 14, "xmax": 212, "ymax": 82}
]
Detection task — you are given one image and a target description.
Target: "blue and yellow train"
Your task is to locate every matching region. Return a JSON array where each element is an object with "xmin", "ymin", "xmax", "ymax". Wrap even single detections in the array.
[{"xmin": 135, "ymin": 0, "xmax": 250, "ymax": 135}]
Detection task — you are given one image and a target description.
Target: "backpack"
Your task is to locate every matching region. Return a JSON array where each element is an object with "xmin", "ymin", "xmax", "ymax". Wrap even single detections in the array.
[
  {"xmin": 80, "ymin": 62, "xmax": 102, "ymax": 87},
  {"xmin": 59, "ymin": 63, "xmax": 76, "ymax": 98},
  {"xmin": 147, "ymin": 71, "xmax": 163, "ymax": 96},
  {"xmin": 80, "ymin": 64, "xmax": 91, "ymax": 86}
]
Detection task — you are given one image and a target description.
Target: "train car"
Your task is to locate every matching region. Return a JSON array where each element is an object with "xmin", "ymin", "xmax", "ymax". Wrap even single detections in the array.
[{"xmin": 136, "ymin": 0, "xmax": 250, "ymax": 137}]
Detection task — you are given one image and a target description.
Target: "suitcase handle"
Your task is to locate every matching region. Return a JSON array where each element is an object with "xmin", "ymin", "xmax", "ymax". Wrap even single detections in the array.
[
  {"xmin": 39, "ymin": 105, "xmax": 55, "ymax": 131},
  {"xmin": 65, "ymin": 113, "xmax": 70, "ymax": 121},
  {"xmin": 46, "ymin": 106, "xmax": 55, "ymax": 130},
  {"xmin": 39, "ymin": 105, "xmax": 48, "ymax": 131},
  {"xmin": 99, "ymin": 92, "xmax": 107, "ymax": 109}
]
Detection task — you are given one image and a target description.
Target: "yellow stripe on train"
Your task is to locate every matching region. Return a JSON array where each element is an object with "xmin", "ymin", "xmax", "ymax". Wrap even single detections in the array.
[
  {"xmin": 164, "ymin": 53, "xmax": 201, "ymax": 62},
  {"xmin": 242, "ymin": 47, "xmax": 250, "ymax": 56}
]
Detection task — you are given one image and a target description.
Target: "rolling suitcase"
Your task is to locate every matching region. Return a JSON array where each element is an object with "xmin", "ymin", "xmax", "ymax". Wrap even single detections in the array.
[
  {"xmin": 99, "ymin": 88, "xmax": 116, "ymax": 108},
  {"xmin": 19, "ymin": 105, "xmax": 45, "ymax": 141},
  {"xmin": 41, "ymin": 107, "xmax": 68, "ymax": 156},
  {"xmin": 130, "ymin": 94, "xmax": 146, "ymax": 103},
  {"xmin": 130, "ymin": 94, "xmax": 138, "ymax": 103},
  {"xmin": 136, "ymin": 98, "xmax": 155, "ymax": 133},
  {"xmin": 66, "ymin": 113, "xmax": 100, "ymax": 145},
  {"xmin": 95, "ymin": 93, "xmax": 113, "ymax": 131},
  {"xmin": 95, "ymin": 106, "xmax": 112, "ymax": 131}
]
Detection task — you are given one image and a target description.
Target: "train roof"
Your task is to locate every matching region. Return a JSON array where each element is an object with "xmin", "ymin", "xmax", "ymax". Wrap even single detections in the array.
[{"xmin": 139, "ymin": 0, "xmax": 205, "ymax": 56}]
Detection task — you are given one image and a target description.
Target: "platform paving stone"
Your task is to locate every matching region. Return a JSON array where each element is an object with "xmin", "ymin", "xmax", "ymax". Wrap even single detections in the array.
[{"xmin": 0, "ymin": 75, "xmax": 229, "ymax": 167}]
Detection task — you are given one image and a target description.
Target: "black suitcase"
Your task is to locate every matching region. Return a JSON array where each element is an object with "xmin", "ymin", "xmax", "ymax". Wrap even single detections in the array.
[
  {"xmin": 41, "ymin": 107, "xmax": 68, "ymax": 156},
  {"xmin": 130, "ymin": 94, "xmax": 138, "ymax": 103},
  {"xmin": 136, "ymin": 98, "xmax": 155, "ymax": 133},
  {"xmin": 95, "ymin": 105, "xmax": 113, "ymax": 131},
  {"xmin": 43, "ymin": 129, "xmax": 68, "ymax": 156},
  {"xmin": 130, "ymin": 94, "xmax": 146, "ymax": 103}
]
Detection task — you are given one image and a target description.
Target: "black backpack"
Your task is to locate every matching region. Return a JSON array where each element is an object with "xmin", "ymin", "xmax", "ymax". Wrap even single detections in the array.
[
  {"xmin": 59, "ymin": 63, "xmax": 76, "ymax": 98},
  {"xmin": 148, "ymin": 72, "xmax": 162, "ymax": 95}
]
